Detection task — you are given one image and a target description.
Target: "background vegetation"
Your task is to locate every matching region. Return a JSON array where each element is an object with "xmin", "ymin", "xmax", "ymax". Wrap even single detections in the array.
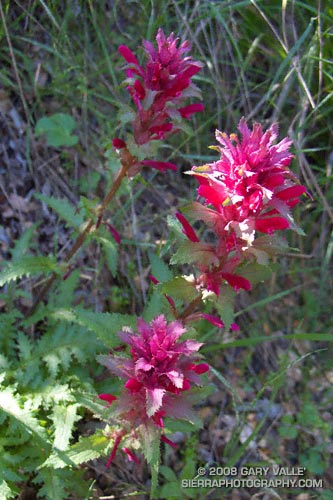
[{"xmin": 0, "ymin": 0, "xmax": 332, "ymax": 499}]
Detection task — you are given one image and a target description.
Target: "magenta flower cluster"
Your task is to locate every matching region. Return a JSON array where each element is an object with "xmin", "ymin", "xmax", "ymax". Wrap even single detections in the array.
[
  {"xmin": 98, "ymin": 315, "xmax": 208, "ymax": 463},
  {"xmin": 115, "ymin": 28, "xmax": 203, "ymax": 172},
  {"xmin": 177, "ymin": 118, "xmax": 306, "ymax": 294}
]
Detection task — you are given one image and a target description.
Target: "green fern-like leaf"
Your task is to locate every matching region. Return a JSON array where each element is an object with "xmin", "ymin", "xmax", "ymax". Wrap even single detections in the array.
[
  {"xmin": 41, "ymin": 432, "xmax": 109, "ymax": 469},
  {"xmin": 50, "ymin": 308, "xmax": 137, "ymax": 347},
  {"xmin": 97, "ymin": 236, "xmax": 118, "ymax": 277},
  {"xmin": 0, "ymin": 256, "xmax": 59, "ymax": 287},
  {"xmin": 10, "ymin": 224, "xmax": 38, "ymax": 260},
  {"xmin": 0, "ymin": 388, "xmax": 49, "ymax": 445},
  {"xmin": 0, "ymin": 479, "xmax": 17, "ymax": 499},
  {"xmin": 51, "ymin": 404, "xmax": 80, "ymax": 451},
  {"xmin": 33, "ymin": 467, "xmax": 89, "ymax": 500},
  {"xmin": 34, "ymin": 193, "xmax": 83, "ymax": 229}
]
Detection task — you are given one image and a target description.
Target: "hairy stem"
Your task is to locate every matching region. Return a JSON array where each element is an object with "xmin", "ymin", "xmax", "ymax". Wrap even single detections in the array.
[{"xmin": 177, "ymin": 293, "xmax": 203, "ymax": 321}]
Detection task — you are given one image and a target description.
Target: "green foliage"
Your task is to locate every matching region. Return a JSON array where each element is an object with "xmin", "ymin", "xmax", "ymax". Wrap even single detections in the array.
[
  {"xmin": 35, "ymin": 113, "xmax": 78, "ymax": 147},
  {"xmin": 0, "ymin": 256, "xmax": 59, "ymax": 287},
  {"xmin": 51, "ymin": 308, "xmax": 136, "ymax": 347},
  {"xmin": 1, "ymin": 0, "xmax": 333, "ymax": 497},
  {"xmin": 34, "ymin": 194, "xmax": 84, "ymax": 229},
  {"xmin": 161, "ymin": 277, "xmax": 198, "ymax": 302}
]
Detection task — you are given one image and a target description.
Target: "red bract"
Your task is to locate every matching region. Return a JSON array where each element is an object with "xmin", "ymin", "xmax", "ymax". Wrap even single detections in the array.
[{"xmin": 119, "ymin": 28, "xmax": 203, "ymax": 146}]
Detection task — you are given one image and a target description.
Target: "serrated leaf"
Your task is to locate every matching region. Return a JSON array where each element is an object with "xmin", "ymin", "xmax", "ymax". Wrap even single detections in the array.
[
  {"xmin": 74, "ymin": 392, "xmax": 110, "ymax": 419},
  {"xmin": 50, "ymin": 308, "xmax": 136, "ymax": 347},
  {"xmin": 159, "ymin": 482, "xmax": 182, "ymax": 498},
  {"xmin": 0, "ymin": 389, "xmax": 49, "ymax": 444},
  {"xmin": 161, "ymin": 277, "xmax": 198, "ymax": 302},
  {"xmin": 97, "ymin": 236, "xmax": 118, "ymax": 277},
  {"xmin": 214, "ymin": 285, "xmax": 236, "ymax": 331},
  {"xmin": 170, "ymin": 241, "xmax": 219, "ymax": 267},
  {"xmin": 52, "ymin": 404, "xmax": 80, "ymax": 451},
  {"xmin": 33, "ymin": 468, "xmax": 68, "ymax": 500},
  {"xmin": 41, "ymin": 433, "xmax": 109, "ymax": 469},
  {"xmin": 142, "ymin": 290, "xmax": 168, "ymax": 322},
  {"xmin": 142, "ymin": 425, "xmax": 161, "ymax": 498},
  {"xmin": 240, "ymin": 262, "xmax": 272, "ymax": 286},
  {"xmin": 10, "ymin": 224, "xmax": 38, "ymax": 260},
  {"xmin": 148, "ymin": 252, "xmax": 173, "ymax": 282},
  {"xmin": 166, "ymin": 215, "xmax": 186, "ymax": 238},
  {"xmin": 35, "ymin": 113, "xmax": 78, "ymax": 147},
  {"xmin": 0, "ymin": 256, "xmax": 59, "ymax": 287},
  {"xmin": 0, "ymin": 480, "xmax": 16, "ymax": 499},
  {"xmin": 35, "ymin": 193, "xmax": 83, "ymax": 229}
]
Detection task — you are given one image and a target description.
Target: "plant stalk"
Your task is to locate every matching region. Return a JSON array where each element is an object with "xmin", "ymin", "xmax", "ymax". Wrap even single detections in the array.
[{"xmin": 28, "ymin": 150, "xmax": 136, "ymax": 315}]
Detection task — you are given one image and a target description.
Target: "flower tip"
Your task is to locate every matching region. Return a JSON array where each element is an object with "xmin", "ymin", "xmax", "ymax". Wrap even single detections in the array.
[
  {"xmin": 192, "ymin": 363, "xmax": 210, "ymax": 374},
  {"xmin": 175, "ymin": 212, "xmax": 200, "ymax": 242},
  {"xmin": 161, "ymin": 435, "xmax": 178, "ymax": 449},
  {"xmin": 148, "ymin": 274, "xmax": 159, "ymax": 285},
  {"xmin": 98, "ymin": 393, "xmax": 117, "ymax": 405},
  {"xmin": 112, "ymin": 138, "xmax": 127, "ymax": 149}
]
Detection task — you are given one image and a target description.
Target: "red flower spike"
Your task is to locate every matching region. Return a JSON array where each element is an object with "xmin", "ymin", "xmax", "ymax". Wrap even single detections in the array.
[
  {"xmin": 97, "ymin": 315, "xmax": 206, "ymax": 427},
  {"xmin": 119, "ymin": 29, "xmax": 203, "ymax": 147},
  {"xmin": 176, "ymin": 212, "xmax": 200, "ymax": 242}
]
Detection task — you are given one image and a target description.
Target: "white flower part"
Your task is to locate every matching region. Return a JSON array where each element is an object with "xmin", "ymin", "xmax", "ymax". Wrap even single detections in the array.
[
  {"xmin": 202, "ymin": 289, "xmax": 216, "ymax": 300},
  {"xmin": 183, "ymin": 273, "xmax": 196, "ymax": 283},
  {"xmin": 228, "ymin": 219, "xmax": 256, "ymax": 248}
]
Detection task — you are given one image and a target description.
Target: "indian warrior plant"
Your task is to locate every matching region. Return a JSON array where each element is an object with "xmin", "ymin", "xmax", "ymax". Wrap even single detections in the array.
[{"xmin": 30, "ymin": 28, "xmax": 306, "ymax": 487}]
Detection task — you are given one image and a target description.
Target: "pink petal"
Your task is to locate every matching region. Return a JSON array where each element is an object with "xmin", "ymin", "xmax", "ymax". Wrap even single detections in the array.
[
  {"xmin": 148, "ymin": 274, "xmax": 159, "ymax": 284},
  {"xmin": 176, "ymin": 212, "xmax": 200, "ymax": 242},
  {"xmin": 146, "ymin": 388, "xmax": 166, "ymax": 417},
  {"xmin": 255, "ymin": 217, "xmax": 289, "ymax": 234},
  {"xmin": 134, "ymin": 79, "xmax": 146, "ymax": 100},
  {"xmin": 98, "ymin": 393, "xmax": 117, "ymax": 405},
  {"xmin": 201, "ymin": 313, "xmax": 224, "ymax": 328},
  {"xmin": 191, "ymin": 363, "xmax": 210, "ymax": 374},
  {"xmin": 221, "ymin": 272, "xmax": 252, "ymax": 291},
  {"xmin": 112, "ymin": 137, "xmax": 127, "ymax": 149},
  {"xmin": 198, "ymin": 184, "xmax": 227, "ymax": 204},
  {"xmin": 161, "ymin": 435, "xmax": 177, "ymax": 448},
  {"xmin": 105, "ymin": 223, "xmax": 121, "ymax": 244},
  {"xmin": 122, "ymin": 447, "xmax": 139, "ymax": 464},
  {"xmin": 118, "ymin": 45, "xmax": 140, "ymax": 66},
  {"xmin": 276, "ymin": 185, "xmax": 306, "ymax": 201},
  {"xmin": 125, "ymin": 378, "xmax": 142, "ymax": 392},
  {"xmin": 178, "ymin": 103, "xmax": 204, "ymax": 119}
]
